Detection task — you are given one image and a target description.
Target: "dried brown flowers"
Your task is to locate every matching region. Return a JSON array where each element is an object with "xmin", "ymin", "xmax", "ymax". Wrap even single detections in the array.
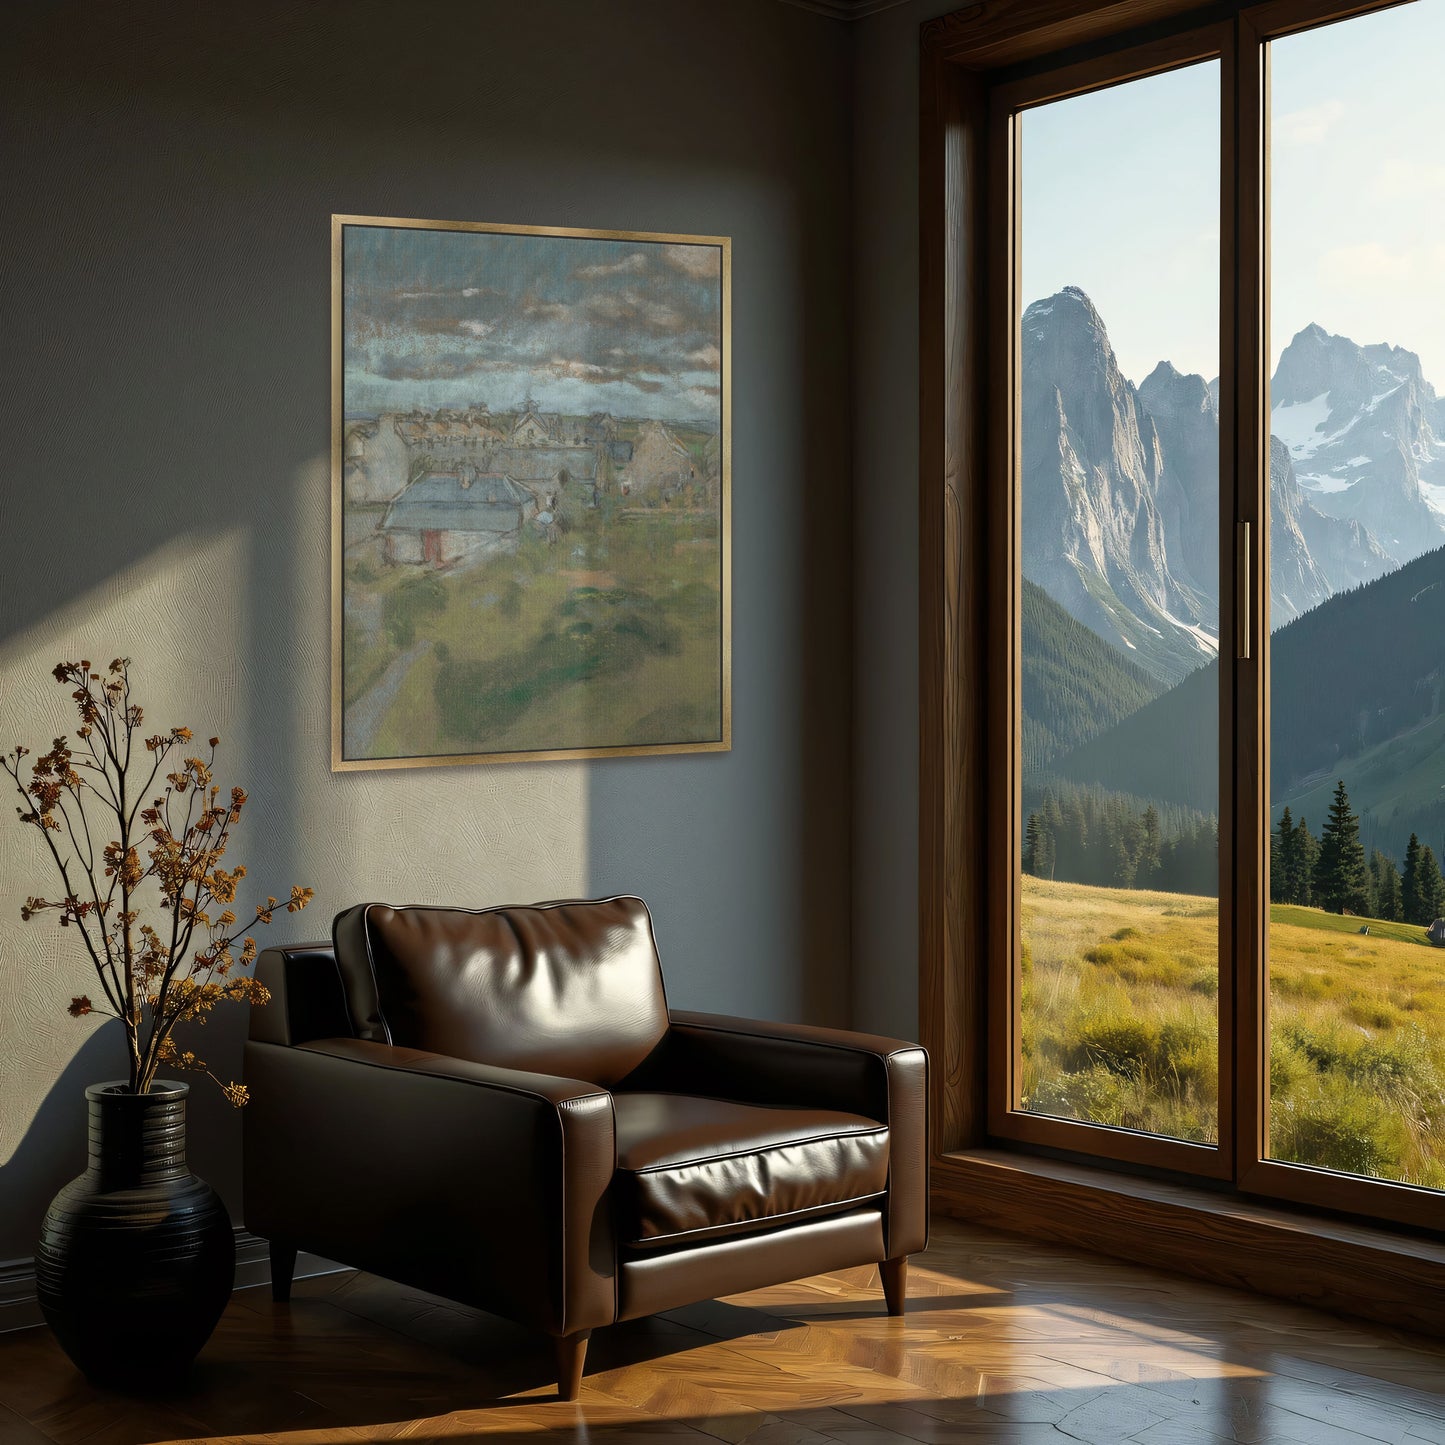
[{"xmin": 3, "ymin": 659, "xmax": 314, "ymax": 1104}]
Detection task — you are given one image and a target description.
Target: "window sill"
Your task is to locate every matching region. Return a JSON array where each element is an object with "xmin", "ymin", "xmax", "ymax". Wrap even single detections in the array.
[{"xmin": 933, "ymin": 1148, "xmax": 1445, "ymax": 1339}]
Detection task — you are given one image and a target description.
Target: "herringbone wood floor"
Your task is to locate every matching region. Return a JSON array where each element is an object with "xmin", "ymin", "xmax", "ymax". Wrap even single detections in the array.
[{"xmin": 2, "ymin": 1218, "xmax": 1444, "ymax": 1444}]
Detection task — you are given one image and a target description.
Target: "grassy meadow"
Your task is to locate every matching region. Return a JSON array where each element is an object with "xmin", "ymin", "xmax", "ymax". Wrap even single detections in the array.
[
  {"xmin": 1021, "ymin": 874, "xmax": 1445, "ymax": 1189},
  {"xmin": 343, "ymin": 490, "xmax": 721, "ymax": 758}
]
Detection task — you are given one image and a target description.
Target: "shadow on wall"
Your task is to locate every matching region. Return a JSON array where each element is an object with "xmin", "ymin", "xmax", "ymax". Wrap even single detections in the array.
[
  {"xmin": 0, "ymin": 1027, "xmax": 130, "ymax": 1266},
  {"xmin": 0, "ymin": 474, "xmax": 593, "ymax": 1257},
  {"xmin": 0, "ymin": 0, "xmax": 853, "ymax": 1255},
  {"xmin": 0, "ymin": 526, "xmax": 264, "ymax": 1254},
  {"xmin": 0, "ymin": 1014, "xmax": 258, "ymax": 1273},
  {"xmin": 582, "ymin": 12, "xmax": 854, "ymax": 1034}
]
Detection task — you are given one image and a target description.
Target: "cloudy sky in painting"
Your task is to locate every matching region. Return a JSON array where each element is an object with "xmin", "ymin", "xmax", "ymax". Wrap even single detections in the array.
[{"xmin": 344, "ymin": 226, "xmax": 723, "ymax": 422}]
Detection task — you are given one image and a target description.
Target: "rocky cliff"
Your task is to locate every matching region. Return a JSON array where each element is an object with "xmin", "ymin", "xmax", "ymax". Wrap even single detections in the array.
[
  {"xmin": 1022, "ymin": 288, "xmax": 1419, "ymax": 668},
  {"xmin": 1270, "ymin": 322, "xmax": 1445, "ymax": 563}
]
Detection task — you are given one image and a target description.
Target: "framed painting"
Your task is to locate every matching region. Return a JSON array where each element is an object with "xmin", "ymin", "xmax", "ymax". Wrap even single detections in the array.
[{"xmin": 331, "ymin": 213, "xmax": 731, "ymax": 770}]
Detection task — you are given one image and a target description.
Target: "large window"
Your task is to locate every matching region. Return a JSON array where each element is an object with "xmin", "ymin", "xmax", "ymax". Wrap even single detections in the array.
[
  {"xmin": 984, "ymin": 0, "xmax": 1444, "ymax": 1227},
  {"xmin": 1016, "ymin": 61, "xmax": 1223, "ymax": 1152},
  {"xmin": 1264, "ymin": 1, "xmax": 1445, "ymax": 1198}
]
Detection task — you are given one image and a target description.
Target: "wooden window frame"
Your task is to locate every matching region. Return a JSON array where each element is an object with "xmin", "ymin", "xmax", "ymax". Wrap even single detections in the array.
[
  {"xmin": 985, "ymin": 22, "xmax": 1238, "ymax": 1180},
  {"xmin": 919, "ymin": 0, "xmax": 1444, "ymax": 1256}
]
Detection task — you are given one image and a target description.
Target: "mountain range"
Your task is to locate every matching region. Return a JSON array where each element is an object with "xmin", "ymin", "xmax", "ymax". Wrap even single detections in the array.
[
  {"xmin": 1048, "ymin": 542, "xmax": 1445, "ymax": 862},
  {"xmin": 1022, "ymin": 287, "xmax": 1445, "ymax": 683},
  {"xmin": 1271, "ymin": 322, "xmax": 1445, "ymax": 558}
]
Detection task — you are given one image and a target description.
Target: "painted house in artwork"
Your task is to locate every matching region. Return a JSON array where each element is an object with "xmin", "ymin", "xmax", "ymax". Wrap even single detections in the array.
[
  {"xmin": 622, "ymin": 419, "xmax": 697, "ymax": 500},
  {"xmin": 483, "ymin": 443, "xmax": 617, "ymax": 509},
  {"xmin": 382, "ymin": 402, "xmax": 633, "ymax": 508},
  {"xmin": 511, "ymin": 400, "xmax": 559, "ymax": 446},
  {"xmin": 349, "ymin": 407, "xmax": 510, "ymax": 505},
  {"xmin": 381, "ymin": 471, "xmax": 534, "ymax": 568},
  {"xmin": 343, "ymin": 415, "xmax": 413, "ymax": 504},
  {"xmin": 394, "ymin": 407, "xmax": 507, "ymax": 451}
]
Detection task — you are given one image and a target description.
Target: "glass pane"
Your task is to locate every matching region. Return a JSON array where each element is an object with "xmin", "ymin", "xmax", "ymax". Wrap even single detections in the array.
[
  {"xmin": 1267, "ymin": 1, "xmax": 1445, "ymax": 1191},
  {"xmin": 1017, "ymin": 62, "xmax": 1221, "ymax": 1143}
]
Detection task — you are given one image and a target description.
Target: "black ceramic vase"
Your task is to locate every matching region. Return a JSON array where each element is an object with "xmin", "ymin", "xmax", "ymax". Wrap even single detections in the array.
[{"xmin": 36, "ymin": 1080, "xmax": 235, "ymax": 1387}]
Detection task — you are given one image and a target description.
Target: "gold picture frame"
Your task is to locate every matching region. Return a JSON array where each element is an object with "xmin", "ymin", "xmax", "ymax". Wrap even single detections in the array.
[{"xmin": 331, "ymin": 214, "xmax": 731, "ymax": 770}]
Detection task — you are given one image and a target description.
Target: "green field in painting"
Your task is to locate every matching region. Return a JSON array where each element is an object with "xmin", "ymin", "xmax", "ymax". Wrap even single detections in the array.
[
  {"xmin": 343, "ymin": 491, "xmax": 721, "ymax": 759},
  {"xmin": 1022, "ymin": 874, "xmax": 1445, "ymax": 1190}
]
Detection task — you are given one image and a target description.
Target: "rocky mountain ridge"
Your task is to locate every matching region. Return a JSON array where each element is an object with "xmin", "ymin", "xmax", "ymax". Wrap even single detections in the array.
[
  {"xmin": 1270, "ymin": 321, "xmax": 1445, "ymax": 562},
  {"xmin": 1022, "ymin": 288, "xmax": 1214, "ymax": 684},
  {"xmin": 1022, "ymin": 288, "xmax": 1436, "ymax": 677}
]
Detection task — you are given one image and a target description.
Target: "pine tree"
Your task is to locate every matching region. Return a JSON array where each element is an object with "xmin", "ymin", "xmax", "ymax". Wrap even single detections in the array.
[
  {"xmin": 1293, "ymin": 815, "xmax": 1317, "ymax": 906},
  {"xmin": 1403, "ymin": 832, "xmax": 1425, "ymax": 925},
  {"xmin": 1378, "ymin": 856, "xmax": 1403, "ymax": 922},
  {"xmin": 1058, "ymin": 792, "xmax": 1087, "ymax": 882},
  {"xmin": 1273, "ymin": 807, "xmax": 1296, "ymax": 903},
  {"xmin": 1039, "ymin": 793, "xmax": 1063, "ymax": 881},
  {"xmin": 1311, "ymin": 780, "xmax": 1370, "ymax": 914},
  {"xmin": 1369, "ymin": 849, "xmax": 1402, "ymax": 922},
  {"xmin": 1111, "ymin": 828, "xmax": 1136, "ymax": 888},
  {"xmin": 1137, "ymin": 804, "xmax": 1162, "ymax": 888},
  {"xmin": 1418, "ymin": 844, "xmax": 1445, "ymax": 924},
  {"xmin": 1023, "ymin": 812, "xmax": 1041, "ymax": 877},
  {"xmin": 1024, "ymin": 810, "xmax": 1055, "ymax": 879}
]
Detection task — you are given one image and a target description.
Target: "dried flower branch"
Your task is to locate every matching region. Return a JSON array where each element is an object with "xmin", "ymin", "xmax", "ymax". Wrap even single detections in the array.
[{"xmin": 3, "ymin": 659, "xmax": 314, "ymax": 1104}]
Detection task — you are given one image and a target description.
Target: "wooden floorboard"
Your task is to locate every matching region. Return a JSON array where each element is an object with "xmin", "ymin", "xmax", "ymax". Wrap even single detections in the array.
[{"xmin": 1, "ymin": 1218, "xmax": 1443, "ymax": 1443}]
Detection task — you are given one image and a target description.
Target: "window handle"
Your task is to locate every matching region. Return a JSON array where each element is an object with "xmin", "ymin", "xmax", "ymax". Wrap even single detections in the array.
[{"xmin": 1236, "ymin": 521, "xmax": 1251, "ymax": 661}]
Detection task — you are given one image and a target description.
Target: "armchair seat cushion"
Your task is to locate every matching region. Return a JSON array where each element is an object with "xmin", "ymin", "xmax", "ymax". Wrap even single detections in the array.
[{"xmin": 612, "ymin": 1092, "xmax": 889, "ymax": 1251}]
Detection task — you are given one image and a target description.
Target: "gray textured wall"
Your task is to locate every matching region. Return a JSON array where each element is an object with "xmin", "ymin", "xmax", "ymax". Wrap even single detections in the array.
[{"xmin": 0, "ymin": 0, "xmax": 853, "ymax": 1260}]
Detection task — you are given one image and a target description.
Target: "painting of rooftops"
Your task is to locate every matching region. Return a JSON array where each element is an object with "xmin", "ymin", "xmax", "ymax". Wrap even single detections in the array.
[{"xmin": 333, "ymin": 217, "xmax": 729, "ymax": 768}]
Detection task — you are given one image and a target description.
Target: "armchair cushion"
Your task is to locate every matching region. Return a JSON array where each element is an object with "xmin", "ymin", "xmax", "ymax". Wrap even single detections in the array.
[
  {"xmin": 612, "ymin": 1093, "xmax": 889, "ymax": 1250},
  {"xmin": 331, "ymin": 895, "xmax": 670, "ymax": 1087},
  {"xmin": 626, "ymin": 1011, "xmax": 929, "ymax": 1261}
]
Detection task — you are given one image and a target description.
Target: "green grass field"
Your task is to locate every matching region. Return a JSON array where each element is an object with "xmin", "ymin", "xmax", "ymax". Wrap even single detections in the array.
[
  {"xmin": 1268, "ymin": 904, "xmax": 1429, "ymax": 948},
  {"xmin": 1022, "ymin": 875, "xmax": 1445, "ymax": 1189}
]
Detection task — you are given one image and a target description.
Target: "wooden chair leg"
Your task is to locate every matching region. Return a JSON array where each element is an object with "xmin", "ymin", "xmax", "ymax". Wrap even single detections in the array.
[
  {"xmin": 881, "ymin": 1256, "xmax": 908, "ymax": 1316},
  {"xmin": 555, "ymin": 1330, "xmax": 591, "ymax": 1401},
  {"xmin": 270, "ymin": 1240, "xmax": 298, "ymax": 1304}
]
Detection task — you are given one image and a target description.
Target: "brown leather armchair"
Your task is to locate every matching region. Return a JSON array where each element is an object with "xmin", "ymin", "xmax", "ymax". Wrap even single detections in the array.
[{"xmin": 242, "ymin": 895, "xmax": 927, "ymax": 1399}]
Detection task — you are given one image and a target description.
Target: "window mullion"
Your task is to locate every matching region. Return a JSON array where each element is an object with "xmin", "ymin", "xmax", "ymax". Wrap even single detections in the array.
[{"xmin": 1229, "ymin": 7, "xmax": 1270, "ymax": 1191}]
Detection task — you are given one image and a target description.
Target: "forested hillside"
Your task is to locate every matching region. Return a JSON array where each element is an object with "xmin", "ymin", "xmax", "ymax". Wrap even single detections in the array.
[
  {"xmin": 1051, "ymin": 659, "xmax": 1218, "ymax": 813},
  {"xmin": 1022, "ymin": 579, "xmax": 1165, "ymax": 770},
  {"xmin": 1272, "ymin": 547, "xmax": 1445, "ymax": 791},
  {"xmin": 1052, "ymin": 543, "xmax": 1445, "ymax": 860},
  {"xmin": 1022, "ymin": 779, "xmax": 1218, "ymax": 894}
]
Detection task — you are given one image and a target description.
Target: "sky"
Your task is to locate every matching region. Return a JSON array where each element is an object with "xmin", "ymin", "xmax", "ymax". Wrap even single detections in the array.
[
  {"xmin": 344, "ymin": 226, "xmax": 723, "ymax": 423},
  {"xmin": 1021, "ymin": 0, "xmax": 1445, "ymax": 389}
]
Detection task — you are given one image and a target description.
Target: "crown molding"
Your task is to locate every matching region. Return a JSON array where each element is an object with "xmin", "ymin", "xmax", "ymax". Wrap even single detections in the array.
[{"xmin": 778, "ymin": 0, "xmax": 917, "ymax": 19}]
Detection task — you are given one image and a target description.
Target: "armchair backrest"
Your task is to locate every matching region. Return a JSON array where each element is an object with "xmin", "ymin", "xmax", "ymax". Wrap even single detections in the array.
[{"xmin": 331, "ymin": 894, "xmax": 669, "ymax": 1086}]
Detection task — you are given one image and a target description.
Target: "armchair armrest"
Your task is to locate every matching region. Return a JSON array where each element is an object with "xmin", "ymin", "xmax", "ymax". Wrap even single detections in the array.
[
  {"xmin": 249, "ymin": 943, "xmax": 352, "ymax": 1046},
  {"xmin": 626, "ymin": 1011, "xmax": 928, "ymax": 1260},
  {"xmin": 242, "ymin": 1037, "xmax": 617, "ymax": 1335}
]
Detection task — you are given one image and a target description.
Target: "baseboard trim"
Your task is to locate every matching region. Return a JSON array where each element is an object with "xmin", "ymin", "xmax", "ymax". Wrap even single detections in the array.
[
  {"xmin": 0, "ymin": 1231, "xmax": 348, "ymax": 1334},
  {"xmin": 934, "ymin": 1149, "xmax": 1445, "ymax": 1338},
  {"xmin": 0, "ymin": 1259, "xmax": 38, "ymax": 1336}
]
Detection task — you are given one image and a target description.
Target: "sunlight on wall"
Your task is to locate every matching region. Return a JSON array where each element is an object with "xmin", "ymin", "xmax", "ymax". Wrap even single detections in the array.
[
  {"xmin": 0, "ymin": 527, "xmax": 253, "ymax": 1163},
  {"xmin": 0, "ymin": 461, "xmax": 592, "ymax": 1200},
  {"xmin": 281, "ymin": 454, "xmax": 592, "ymax": 913}
]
